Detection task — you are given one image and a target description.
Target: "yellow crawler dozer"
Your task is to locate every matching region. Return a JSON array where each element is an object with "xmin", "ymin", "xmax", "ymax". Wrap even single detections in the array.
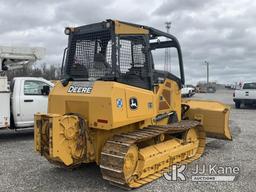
[{"xmin": 34, "ymin": 20, "xmax": 232, "ymax": 188}]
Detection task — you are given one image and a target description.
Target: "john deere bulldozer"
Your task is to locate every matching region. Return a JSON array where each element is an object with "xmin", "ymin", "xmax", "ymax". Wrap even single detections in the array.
[{"xmin": 34, "ymin": 20, "xmax": 232, "ymax": 188}]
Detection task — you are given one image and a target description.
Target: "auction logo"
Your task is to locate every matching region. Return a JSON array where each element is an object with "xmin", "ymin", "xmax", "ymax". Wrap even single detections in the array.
[
  {"xmin": 164, "ymin": 164, "xmax": 186, "ymax": 181},
  {"xmin": 164, "ymin": 164, "xmax": 240, "ymax": 182}
]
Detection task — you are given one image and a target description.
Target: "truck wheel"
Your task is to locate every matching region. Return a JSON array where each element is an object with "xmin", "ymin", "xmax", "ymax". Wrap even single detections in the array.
[
  {"xmin": 10, "ymin": 114, "xmax": 16, "ymax": 129},
  {"xmin": 235, "ymin": 102, "xmax": 241, "ymax": 109}
]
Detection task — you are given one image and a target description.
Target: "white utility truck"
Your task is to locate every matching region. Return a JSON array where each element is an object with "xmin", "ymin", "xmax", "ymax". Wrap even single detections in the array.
[
  {"xmin": 0, "ymin": 46, "xmax": 53, "ymax": 129},
  {"xmin": 233, "ymin": 82, "xmax": 256, "ymax": 108}
]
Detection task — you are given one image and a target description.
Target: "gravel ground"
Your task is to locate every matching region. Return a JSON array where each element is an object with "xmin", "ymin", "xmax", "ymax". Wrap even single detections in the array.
[{"xmin": 0, "ymin": 89, "xmax": 256, "ymax": 192}]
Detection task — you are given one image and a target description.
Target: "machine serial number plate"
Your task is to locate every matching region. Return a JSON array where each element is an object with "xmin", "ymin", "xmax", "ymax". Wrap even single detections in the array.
[{"xmin": 68, "ymin": 81, "xmax": 93, "ymax": 94}]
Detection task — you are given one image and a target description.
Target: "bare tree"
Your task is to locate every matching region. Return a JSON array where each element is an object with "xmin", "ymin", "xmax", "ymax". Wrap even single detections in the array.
[{"xmin": 6, "ymin": 63, "xmax": 61, "ymax": 81}]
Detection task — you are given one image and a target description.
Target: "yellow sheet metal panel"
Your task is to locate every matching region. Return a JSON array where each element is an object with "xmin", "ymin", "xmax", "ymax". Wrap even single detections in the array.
[
  {"xmin": 114, "ymin": 20, "xmax": 149, "ymax": 35},
  {"xmin": 183, "ymin": 100, "xmax": 232, "ymax": 140},
  {"xmin": 48, "ymin": 81, "xmax": 155, "ymax": 130},
  {"xmin": 125, "ymin": 86, "xmax": 154, "ymax": 118},
  {"xmin": 155, "ymin": 79, "xmax": 182, "ymax": 124}
]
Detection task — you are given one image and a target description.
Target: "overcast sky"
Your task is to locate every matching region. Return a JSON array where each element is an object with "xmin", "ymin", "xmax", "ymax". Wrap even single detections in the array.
[{"xmin": 0, "ymin": 0, "xmax": 255, "ymax": 84}]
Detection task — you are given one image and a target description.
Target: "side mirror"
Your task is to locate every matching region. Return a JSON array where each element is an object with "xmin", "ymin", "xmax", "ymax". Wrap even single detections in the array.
[
  {"xmin": 1, "ymin": 59, "xmax": 8, "ymax": 71},
  {"xmin": 42, "ymin": 85, "xmax": 50, "ymax": 96}
]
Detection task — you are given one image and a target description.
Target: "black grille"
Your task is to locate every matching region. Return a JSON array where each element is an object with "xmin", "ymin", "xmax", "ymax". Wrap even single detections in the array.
[
  {"xmin": 66, "ymin": 30, "xmax": 112, "ymax": 79},
  {"xmin": 116, "ymin": 36, "xmax": 150, "ymax": 90},
  {"xmin": 66, "ymin": 32, "xmax": 149, "ymax": 82},
  {"xmin": 118, "ymin": 36, "xmax": 147, "ymax": 74}
]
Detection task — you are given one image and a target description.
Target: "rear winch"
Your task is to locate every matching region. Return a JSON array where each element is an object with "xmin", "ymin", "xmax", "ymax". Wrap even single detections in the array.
[{"xmin": 35, "ymin": 114, "xmax": 87, "ymax": 166}]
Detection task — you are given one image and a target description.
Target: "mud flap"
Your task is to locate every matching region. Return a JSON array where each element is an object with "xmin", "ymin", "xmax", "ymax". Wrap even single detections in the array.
[{"xmin": 183, "ymin": 100, "xmax": 232, "ymax": 140}]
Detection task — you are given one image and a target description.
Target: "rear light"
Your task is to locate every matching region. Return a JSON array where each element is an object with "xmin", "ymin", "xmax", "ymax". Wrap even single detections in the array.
[{"xmin": 97, "ymin": 119, "xmax": 108, "ymax": 124}]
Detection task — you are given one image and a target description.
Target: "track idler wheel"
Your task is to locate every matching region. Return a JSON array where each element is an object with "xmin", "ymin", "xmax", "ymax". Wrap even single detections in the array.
[
  {"xmin": 184, "ymin": 127, "xmax": 200, "ymax": 157},
  {"xmin": 123, "ymin": 145, "xmax": 139, "ymax": 183}
]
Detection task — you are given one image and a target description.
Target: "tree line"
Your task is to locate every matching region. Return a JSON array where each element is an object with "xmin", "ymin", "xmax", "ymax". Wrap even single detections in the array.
[{"xmin": 6, "ymin": 63, "xmax": 62, "ymax": 81}]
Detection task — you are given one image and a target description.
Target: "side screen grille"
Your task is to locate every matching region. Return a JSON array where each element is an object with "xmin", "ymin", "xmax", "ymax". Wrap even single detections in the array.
[{"xmin": 118, "ymin": 36, "xmax": 148, "ymax": 75}]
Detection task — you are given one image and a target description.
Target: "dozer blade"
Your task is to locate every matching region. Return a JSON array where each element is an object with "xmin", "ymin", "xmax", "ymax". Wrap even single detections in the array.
[{"xmin": 183, "ymin": 100, "xmax": 232, "ymax": 140}]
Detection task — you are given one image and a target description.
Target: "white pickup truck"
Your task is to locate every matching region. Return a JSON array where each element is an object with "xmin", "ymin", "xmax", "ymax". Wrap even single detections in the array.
[
  {"xmin": 233, "ymin": 82, "xmax": 256, "ymax": 108},
  {"xmin": 0, "ymin": 77, "xmax": 53, "ymax": 129},
  {"xmin": 181, "ymin": 86, "xmax": 196, "ymax": 97}
]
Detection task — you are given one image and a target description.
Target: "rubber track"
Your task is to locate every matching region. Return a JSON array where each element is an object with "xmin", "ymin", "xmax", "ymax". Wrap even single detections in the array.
[{"xmin": 100, "ymin": 120, "xmax": 206, "ymax": 188}]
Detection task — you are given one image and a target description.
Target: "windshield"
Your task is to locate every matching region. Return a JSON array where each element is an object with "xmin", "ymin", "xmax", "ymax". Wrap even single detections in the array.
[{"xmin": 243, "ymin": 83, "xmax": 256, "ymax": 89}]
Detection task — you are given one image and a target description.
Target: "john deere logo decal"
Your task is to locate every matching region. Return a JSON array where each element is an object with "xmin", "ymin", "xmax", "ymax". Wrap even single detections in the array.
[
  {"xmin": 68, "ymin": 85, "xmax": 92, "ymax": 94},
  {"xmin": 67, "ymin": 81, "xmax": 93, "ymax": 94},
  {"xmin": 129, "ymin": 97, "xmax": 138, "ymax": 110}
]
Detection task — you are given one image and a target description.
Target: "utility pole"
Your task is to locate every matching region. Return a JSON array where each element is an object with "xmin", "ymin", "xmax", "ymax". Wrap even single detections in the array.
[
  {"xmin": 204, "ymin": 61, "xmax": 209, "ymax": 85},
  {"xmin": 164, "ymin": 22, "xmax": 171, "ymax": 72},
  {"xmin": 165, "ymin": 21, "xmax": 171, "ymax": 33},
  {"xmin": 0, "ymin": 58, "xmax": 2, "ymax": 71}
]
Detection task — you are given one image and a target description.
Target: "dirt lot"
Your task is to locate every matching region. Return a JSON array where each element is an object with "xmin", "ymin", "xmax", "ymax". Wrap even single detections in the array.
[{"xmin": 0, "ymin": 89, "xmax": 255, "ymax": 192}]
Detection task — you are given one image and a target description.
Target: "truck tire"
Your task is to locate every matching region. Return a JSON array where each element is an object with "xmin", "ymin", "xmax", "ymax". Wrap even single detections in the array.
[
  {"xmin": 235, "ymin": 102, "xmax": 241, "ymax": 109},
  {"xmin": 10, "ymin": 114, "xmax": 16, "ymax": 129}
]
